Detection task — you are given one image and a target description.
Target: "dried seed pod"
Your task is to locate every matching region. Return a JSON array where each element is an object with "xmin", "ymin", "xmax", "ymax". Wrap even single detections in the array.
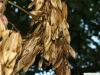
[
  {"xmin": 35, "ymin": 0, "xmax": 44, "ymax": 10},
  {"xmin": 44, "ymin": 51, "xmax": 50, "ymax": 61},
  {"xmin": 51, "ymin": 0, "xmax": 62, "ymax": 10},
  {"xmin": 1, "ymin": 15, "xmax": 8, "ymax": 27},
  {"xmin": 2, "ymin": 30, "xmax": 10, "ymax": 42},
  {"xmin": 68, "ymin": 46, "xmax": 76, "ymax": 59},
  {"xmin": 0, "ymin": 17, "xmax": 6, "ymax": 36},
  {"xmin": 0, "ymin": 2, "xmax": 3, "ymax": 13},
  {"xmin": 51, "ymin": 0, "xmax": 57, "ymax": 8},
  {"xmin": 28, "ymin": 1, "xmax": 35, "ymax": 9},
  {"xmin": 0, "ymin": 64, "xmax": 2, "ymax": 75},
  {"xmin": 0, "ymin": 31, "xmax": 22, "ymax": 75},
  {"xmin": 44, "ymin": 22, "xmax": 51, "ymax": 51},
  {"xmin": 44, "ymin": 41, "xmax": 52, "ymax": 52},
  {"xmin": 62, "ymin": 2, "xmax": 68, "ymax": 19},
  {"xmin": 61, "ymin": 19, "xmax": 71, "ymax": 44},
  {"xmin": 57, "ymin": 0, "xmax": 62, "ymax": 10},
  {"xmin": 4, "ymin": 59, "xmax": 16, "ymax": 75},
  {"xmin": 2, "ymin": 32, "xmax": 18, "ymax": 63},
  {"xmin": 38, "ymin": 58, "xmax": 43, "ymax": 68},
  {"xmin": 30, "ymin": 10, "xmax": 42, "ymax": 16},
  {"xmin": 54, "ymin": 58, "xmax": 63, "ymax": 69}
]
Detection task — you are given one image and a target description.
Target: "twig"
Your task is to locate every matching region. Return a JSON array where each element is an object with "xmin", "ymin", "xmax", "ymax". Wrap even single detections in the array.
[
  {"xmin": 8, "ymin": 1, "xmax": 33, "ymax": 16},
  {"xmin": 8, "ymin": 1, "xmax": 45, "ymax": 21}
]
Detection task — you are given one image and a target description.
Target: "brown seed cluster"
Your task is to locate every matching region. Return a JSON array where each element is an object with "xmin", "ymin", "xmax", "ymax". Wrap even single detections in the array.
[
  {"xmin": 0, "ymin": 1, "xmax": 22, "ymax": 75},
  {"xmin": 17, "ymin": 0, "xmax": 76, "ymax": 75},
  {"xmin": 0, "ymin": 0, "xmax": 76, "ymax": 75}
]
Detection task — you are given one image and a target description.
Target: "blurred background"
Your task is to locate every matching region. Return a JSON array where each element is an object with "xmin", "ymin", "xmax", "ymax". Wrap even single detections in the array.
[{"xmin": 5, "ymin": 0, "xmax": 100, "ymax": 75}]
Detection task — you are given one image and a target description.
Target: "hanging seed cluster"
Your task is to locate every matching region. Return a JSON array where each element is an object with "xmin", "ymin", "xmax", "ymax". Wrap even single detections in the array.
[
  {"xmin": 0, "ymin": 0, "xmax": 76, "ymax": 75},
  {"xmin": 17, "ymin": 0, "xmax": 76, "ymax": 74},
  {"xmin": 0, "ymin": 2, "xmax": 22, "ymax": 75}
]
